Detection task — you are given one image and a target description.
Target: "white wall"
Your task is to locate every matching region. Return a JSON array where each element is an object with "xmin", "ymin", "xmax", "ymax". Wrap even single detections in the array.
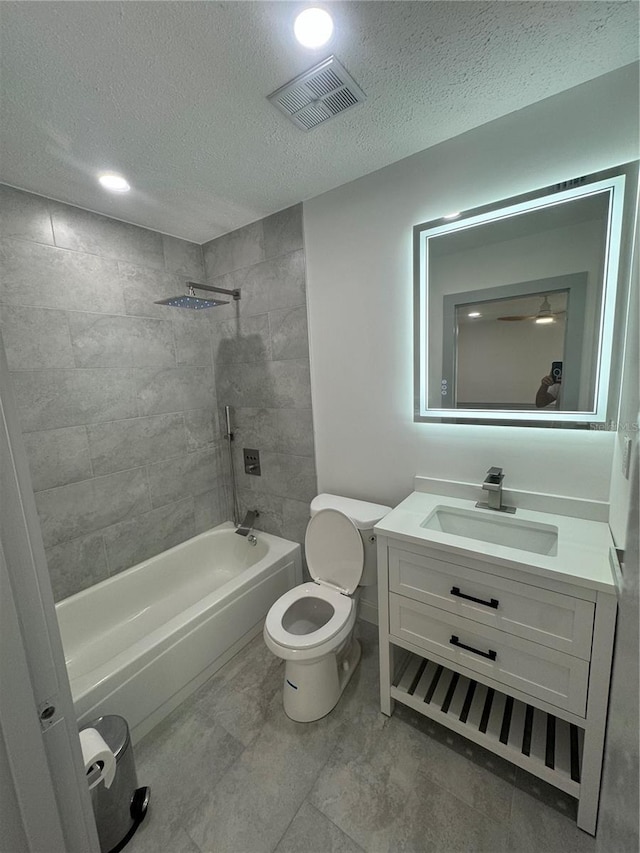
[{"xmin": 304, "ymin": 64, "xmax": 639, "ymax": 511}]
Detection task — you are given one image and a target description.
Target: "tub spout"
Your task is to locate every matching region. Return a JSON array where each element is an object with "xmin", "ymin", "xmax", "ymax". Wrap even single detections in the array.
[{"xmin": 236, "ymin": 510, "xmax": 259, "ymax": 536}]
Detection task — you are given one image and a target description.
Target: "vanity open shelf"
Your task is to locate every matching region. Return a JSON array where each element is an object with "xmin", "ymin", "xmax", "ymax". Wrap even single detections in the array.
[
  {"xmin": 392, "ymin": 649, "xmax": 584, "ymax": 798},
  {"xmin": 375, "ymin": 488, "xmax": 618, "ymax": 837}
]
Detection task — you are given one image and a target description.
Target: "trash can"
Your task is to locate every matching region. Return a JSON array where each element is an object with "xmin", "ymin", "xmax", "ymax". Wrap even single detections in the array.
[{"xmin": 81, "ymin": 715, "xmax": 150, "ymax": 853}]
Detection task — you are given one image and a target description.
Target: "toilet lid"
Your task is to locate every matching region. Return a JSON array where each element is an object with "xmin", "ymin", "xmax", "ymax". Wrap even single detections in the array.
[{"xmin": 305, "ymin": 509, "xmax": 364, "ymax": 594}]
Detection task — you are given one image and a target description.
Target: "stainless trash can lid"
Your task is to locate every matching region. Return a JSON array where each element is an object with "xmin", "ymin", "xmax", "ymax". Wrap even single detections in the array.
[{"xmin": 81, "ymin": 715, "xmax": 130, "ymax": 761}]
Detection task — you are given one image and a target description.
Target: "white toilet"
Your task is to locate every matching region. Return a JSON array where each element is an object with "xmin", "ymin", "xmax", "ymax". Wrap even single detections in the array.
[{"xmin": 264, "ymin": 493, "xmax": 391, "ymax": 722}]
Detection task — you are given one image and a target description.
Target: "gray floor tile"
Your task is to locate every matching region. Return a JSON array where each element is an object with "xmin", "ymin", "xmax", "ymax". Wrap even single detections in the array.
[
  {"xmin": 128, "ymin": 819, "xmax": 202, "ymax": 853},
  {"xmin": 129, "ymin": 700, "xmax": 245, "ymax": 853},
  {"xmin": 307, "ymin": 712, "xmax": 429, "ymax": 851},
  {"xmin": 508, "ymin": 772, "xmax": 595, "ymax": 853},
  {"xmin": 386, "ymin": 774, "xmax": 509, "ymax": 853},
  {"xmin": 187, "ymin": 698, "xmax": 344, "ymax": 853},
  {"xmin": 274, "ymin": 801, "xmax": 365, "ymax": 853},
  {"xmin": 188, "ymin": 633, "xmax": 286, "ymax": 747},
  {"xmin": 393, "ymin": 704, "xmax": 516, "ymax": 824},
  {"xmin": 309, "ymin": 700, "xmax": 509, "ymax": 853},
  {"xmin": 513, "ymin": 768, "xmax": 579, "ymax": 819}
]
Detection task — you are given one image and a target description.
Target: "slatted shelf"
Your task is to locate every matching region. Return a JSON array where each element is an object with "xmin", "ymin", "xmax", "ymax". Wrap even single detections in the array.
[{"xmin": 391, "ymin": 650, "xmax": 583, "ymax": 797}]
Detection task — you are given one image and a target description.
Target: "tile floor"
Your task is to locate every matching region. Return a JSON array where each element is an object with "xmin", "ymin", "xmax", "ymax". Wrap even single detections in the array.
[{"xmin": 127, "ymin": 622, "xmax": 596, "ymax": 853}]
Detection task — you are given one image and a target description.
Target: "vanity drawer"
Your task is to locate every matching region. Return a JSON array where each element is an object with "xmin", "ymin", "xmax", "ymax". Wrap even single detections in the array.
[
  {"xmin": 388, "ymin": 548, "xmax": 594, "ymax": 660},
  {"xmin": 389, "ymin": 593, "xmax": 589, "ymax": 716}
]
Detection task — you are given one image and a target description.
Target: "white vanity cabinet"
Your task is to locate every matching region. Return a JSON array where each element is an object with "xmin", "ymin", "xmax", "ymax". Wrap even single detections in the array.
[{"xmin": 376, "ymin": 500, "xmax": 618, "ymax": 837}]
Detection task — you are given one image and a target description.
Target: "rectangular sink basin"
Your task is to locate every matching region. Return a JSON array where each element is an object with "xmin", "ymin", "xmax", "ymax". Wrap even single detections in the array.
[{"xmin": 421, "ymin": 506, "xmax": 558, "ymax": 556}]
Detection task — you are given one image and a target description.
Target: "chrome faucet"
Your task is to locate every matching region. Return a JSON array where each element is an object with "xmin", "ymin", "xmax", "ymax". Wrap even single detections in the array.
[
  {"xmin": 236, "ymin": 509, "xmax": 259, "ymax": 536},
  {"xmin": 475, "ymin": 467, "xmax": 516, "ymax": 513}
]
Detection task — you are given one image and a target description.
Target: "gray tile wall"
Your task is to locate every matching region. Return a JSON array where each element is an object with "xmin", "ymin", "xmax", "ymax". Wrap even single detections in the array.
[
  {"xmin": 202, "ymin": 204, "xmax": 317, "ymax": 546},
  {"xmin": 0, "ymin": 185, "xmax": 226, "ymax": 600}
]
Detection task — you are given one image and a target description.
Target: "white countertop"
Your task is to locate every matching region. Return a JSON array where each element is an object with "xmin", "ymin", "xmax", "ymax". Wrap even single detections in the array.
[{"xmin": 375, "ymin": 491, "xmax": 616, "ymax": 593}]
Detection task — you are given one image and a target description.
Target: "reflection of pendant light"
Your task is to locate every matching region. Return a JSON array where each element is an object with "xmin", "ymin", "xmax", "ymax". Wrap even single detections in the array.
[{"xmin": 535, "ymin": 296, "xmax": 555, "ymax": 324}]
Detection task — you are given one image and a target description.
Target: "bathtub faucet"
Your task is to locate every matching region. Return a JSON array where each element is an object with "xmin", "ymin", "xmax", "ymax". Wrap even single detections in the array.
[{"xmin": 236, "ymin": 509, "xmax": 259, "ymax": 537}]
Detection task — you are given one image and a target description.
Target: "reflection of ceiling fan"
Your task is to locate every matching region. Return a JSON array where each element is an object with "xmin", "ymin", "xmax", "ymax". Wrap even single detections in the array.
[{"xmin": 497, "ymin": 296, "xmax": 566, "ymax": 324}]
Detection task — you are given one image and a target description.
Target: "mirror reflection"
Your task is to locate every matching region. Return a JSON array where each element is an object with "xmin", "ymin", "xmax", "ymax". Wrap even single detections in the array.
[
  {"xmin": 415, "ymin": 169, "xmax": 628, "ymax": 426},
  {"xmin": 452, "ymin": 290, "xmax": 569, "ymax": 411}
]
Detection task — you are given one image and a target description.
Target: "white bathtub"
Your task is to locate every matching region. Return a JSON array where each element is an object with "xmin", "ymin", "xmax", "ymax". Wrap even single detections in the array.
[{"xmin": 55, "ymin": 522, "xmax": 302, "ymax": 742}]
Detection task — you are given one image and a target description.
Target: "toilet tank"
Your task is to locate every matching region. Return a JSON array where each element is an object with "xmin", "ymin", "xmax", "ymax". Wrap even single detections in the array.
[{"xmin": 310, "ymin": 494, "xmax": 392, "ymax": 586}]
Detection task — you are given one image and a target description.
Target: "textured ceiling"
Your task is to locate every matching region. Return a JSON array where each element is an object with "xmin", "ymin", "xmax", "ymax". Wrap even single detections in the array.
[{"xmin": 1, "ymin": 1, "xmax": 638, "ymax": 243}]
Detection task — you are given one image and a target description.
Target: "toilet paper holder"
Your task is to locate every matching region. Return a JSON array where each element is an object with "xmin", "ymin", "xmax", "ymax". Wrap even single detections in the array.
[{"xmin": 86, "ymin": 760, "xmax": 107, "ymax": 789}]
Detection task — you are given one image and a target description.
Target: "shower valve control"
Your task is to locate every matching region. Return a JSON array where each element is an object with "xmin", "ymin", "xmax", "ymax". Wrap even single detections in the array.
[{"xmin": 243, "ymin": 448, "xmax": 261, "ymax": 476}]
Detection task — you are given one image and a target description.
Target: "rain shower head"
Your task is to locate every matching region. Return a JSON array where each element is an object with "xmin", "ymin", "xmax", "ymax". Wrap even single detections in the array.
[
  {"xmin": 155, "ymin": 291, "xmax": 228, "ymax": 310},
  {"xmin": 155, "ymin": 282, "xmax": 241, "ymax": 310}
]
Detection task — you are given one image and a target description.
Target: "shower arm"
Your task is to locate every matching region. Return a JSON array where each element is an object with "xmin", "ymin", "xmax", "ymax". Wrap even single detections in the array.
[{"xmin": 188, "ymin": 282, "xmax": 241, "ymax": 301}]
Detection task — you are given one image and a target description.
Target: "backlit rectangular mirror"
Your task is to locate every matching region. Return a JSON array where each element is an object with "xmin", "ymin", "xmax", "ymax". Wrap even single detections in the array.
[{"xmin": 414, "ymin": 163, "xmax": 638, "ymax": 427}]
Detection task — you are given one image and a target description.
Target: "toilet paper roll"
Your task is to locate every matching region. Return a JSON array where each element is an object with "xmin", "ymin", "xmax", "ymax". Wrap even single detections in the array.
[{"xmin": 79, "ymin": 728, "xmax": 116, "ymax": 790}]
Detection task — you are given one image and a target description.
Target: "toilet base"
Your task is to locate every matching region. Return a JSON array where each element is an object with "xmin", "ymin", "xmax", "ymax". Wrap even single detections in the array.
[{"xmin": 282, "ymin": 637, "xmax": 362, "ymax": 722}]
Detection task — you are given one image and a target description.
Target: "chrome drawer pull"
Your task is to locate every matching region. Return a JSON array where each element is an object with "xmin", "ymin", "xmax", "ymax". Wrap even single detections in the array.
[
  {"xmin": 451, "ymin": 586, "xmax": 499, "ymax": 609},
  {"xmin": 450, "ymin": 635, "xmax": 497, "ymax": 661}
]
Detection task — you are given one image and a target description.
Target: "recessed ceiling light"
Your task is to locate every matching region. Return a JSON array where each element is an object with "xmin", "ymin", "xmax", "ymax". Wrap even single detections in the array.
[
  {"xmin": 444, "ymin": 212, "xmax": 461, "ymax": 220},
  {"xmin": 294, "ymin": 8, "xmax": 333, "ymax": 48},
  {"xmin": 98, "ymin": 173, "xmax": 130, "ymax": 193}
]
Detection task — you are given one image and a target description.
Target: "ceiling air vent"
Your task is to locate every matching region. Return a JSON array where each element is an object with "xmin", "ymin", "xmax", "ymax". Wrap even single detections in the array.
[{"xmin": 268, "ymin": 55, "xmax": 366, "ymax": 131}]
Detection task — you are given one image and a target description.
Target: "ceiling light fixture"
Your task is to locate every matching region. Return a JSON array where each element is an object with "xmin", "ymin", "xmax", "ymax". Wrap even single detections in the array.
[
  {"xmin": 98, "ymin": 173, "xmax": 130, "ymax": 193},
  {"xmin": 467, "ymin": 311, "xmax": 481, "ymax": 318},
  {"xmin": 294, "ymin": 8, "xmax": 333, "ymax": 48},
  {"xmin": 443, "ymin": 212, "xmax": 461, "ymax": 220}
]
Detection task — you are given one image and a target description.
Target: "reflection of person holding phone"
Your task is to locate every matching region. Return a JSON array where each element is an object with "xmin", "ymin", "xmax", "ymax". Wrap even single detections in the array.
[{"xmin": 536, "ymin": 362, "xmax": 562, "ymax": 408}]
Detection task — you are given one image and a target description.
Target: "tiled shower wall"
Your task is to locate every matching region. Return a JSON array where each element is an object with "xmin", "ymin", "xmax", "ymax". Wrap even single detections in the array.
[
  {"xmin": 0, "ymin": 185, "xmax": 226, "ymax": 600},
  {"xmin": 203, "ymin": 204, "xmax": 317, "ymax": 546}
]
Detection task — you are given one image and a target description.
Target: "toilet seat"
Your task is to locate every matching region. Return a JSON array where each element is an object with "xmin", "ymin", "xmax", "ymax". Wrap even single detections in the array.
[{"xmin": 265, "ymin": 582, "xmax": 353, "ymax": 650}]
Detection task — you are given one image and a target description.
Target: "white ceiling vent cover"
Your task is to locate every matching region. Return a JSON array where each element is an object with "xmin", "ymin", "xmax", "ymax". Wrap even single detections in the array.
[{"xmin": 268, "ymin": 56, "xmax": 366, "ymax": 131}]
